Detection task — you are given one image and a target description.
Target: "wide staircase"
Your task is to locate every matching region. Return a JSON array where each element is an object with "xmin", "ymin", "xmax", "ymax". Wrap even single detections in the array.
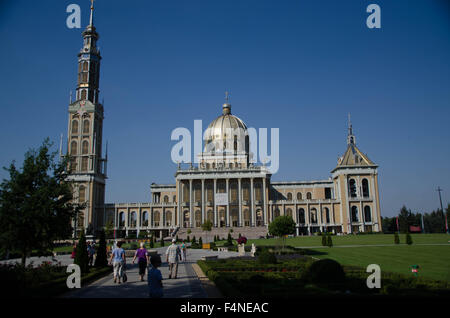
[{"xmin": 174, "ymin": 226, "xmax": 268, "ymax": 242}]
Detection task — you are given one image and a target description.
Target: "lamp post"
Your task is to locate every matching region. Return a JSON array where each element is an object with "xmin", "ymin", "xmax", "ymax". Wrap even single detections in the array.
[{"xmin": 437, "ymin": 187, "xmax": 449, "ymax": 234}]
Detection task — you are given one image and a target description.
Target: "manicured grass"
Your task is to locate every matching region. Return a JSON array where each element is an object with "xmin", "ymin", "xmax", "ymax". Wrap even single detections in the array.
[
  {"xmin": 309, "ymin": 245, "xmax": 450, "ymax": 282},
  {"xmin": 247, "ymin": 233, "xmax": 450, "ymax": 247}
]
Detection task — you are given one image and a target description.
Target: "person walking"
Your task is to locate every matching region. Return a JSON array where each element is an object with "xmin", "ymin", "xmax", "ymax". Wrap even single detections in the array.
[
  {"xmin": 87, "ymin": 242, "xmax": 95, "ymax": 267},
  {"xmin": 148, "ymin": 254, "xmax": 163, "ymax": 298},
  {"xmin": 181, "ymin": 240, "xmax": 187, "ymax": 262},
  {"xmin": 165, "ymin": 239, "xmax": 182, "ymax": 279},
  {"xmin": 132, "ymin": 242, "xmax": 149, "ymax": 281},
  {"xmin": 109, "ymin": 241, "xmax": 126, "ymax": 284},
  {"xmin": 71, "ymin": 243, "xmax": 76, "ymax": 259}
]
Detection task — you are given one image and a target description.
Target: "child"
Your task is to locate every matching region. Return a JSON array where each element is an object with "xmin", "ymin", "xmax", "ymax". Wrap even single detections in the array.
[{"xmin": 148, "ymin": 254, "xmax": 163, "ymax": 298}]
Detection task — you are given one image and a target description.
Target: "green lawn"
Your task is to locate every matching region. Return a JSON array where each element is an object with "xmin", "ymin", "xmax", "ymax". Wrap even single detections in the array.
[
  {"xmin": 243, "ymin": 234, "xmax": 450, "ymax": 282},
  {"xmin": 247, "ymin": 233, "xmax": 450, "ymax": 247},
  {"xmin": 310, "ymin": 245, "xmax": 450, "ymax": 282}
]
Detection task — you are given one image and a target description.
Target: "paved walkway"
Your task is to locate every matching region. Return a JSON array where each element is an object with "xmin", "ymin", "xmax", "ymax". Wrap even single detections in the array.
[{"xmin": 63, "ymin": 247, "xmax": 239, "ymax": 298}]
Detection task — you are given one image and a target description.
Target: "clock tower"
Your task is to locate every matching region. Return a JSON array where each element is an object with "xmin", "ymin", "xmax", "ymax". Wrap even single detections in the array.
[{"xmin": 66, "ymin": 1, "xmax": 107, "ymax": 236}]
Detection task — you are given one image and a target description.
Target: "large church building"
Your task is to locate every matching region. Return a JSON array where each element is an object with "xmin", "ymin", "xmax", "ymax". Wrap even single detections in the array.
[{"xmin": 66, "ymin": 5, "xmax": 382, "ymax": 239}]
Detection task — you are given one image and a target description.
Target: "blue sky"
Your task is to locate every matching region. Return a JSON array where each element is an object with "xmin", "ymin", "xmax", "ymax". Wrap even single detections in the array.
[{"xmin": 0, "ymin": 0, "xmax": 449, "ymax": 217}]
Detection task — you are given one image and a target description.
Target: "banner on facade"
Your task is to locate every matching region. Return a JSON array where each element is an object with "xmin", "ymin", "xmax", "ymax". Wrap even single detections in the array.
[{"xmin": 215, "ymin": 193, "xmax": 228, "ymax": 206}]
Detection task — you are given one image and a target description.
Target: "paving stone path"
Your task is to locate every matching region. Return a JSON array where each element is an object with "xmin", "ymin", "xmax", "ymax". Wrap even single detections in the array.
[{"xmin": 63, "ymin": 247, "xmax": 239, "ymax": 298}]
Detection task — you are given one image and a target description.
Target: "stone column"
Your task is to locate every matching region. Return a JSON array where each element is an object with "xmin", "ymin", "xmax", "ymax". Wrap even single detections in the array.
[
  {"xmin": 319, "ymin": 202, "xmax": 323, "ymax": 232},
  {"xmin": 262, "ymin": 177, "xmax": 266, "ymax": 226},
  {"xmin": 226, "ymin": 178, "xmax": 229, "ymax": 227},
  {"xmin": 250, "ymin": 178, "xmax": 255, "ymax": 227},
  {"xmin": 213, "ymin": 178, "xmax": 217, "ymax": 227},
  {"xmin": 306, "ymin": 203, "xmax": 310, "ymax": 235},
  {"xmin": 189, "ymin": 179, "xmax": 193, "ymax": 228},
  {"xmin": 238, "ymin": 178, "xmax": 242, "ymax": 227},
  {"xmin": 201, "ymin": 179, "xmax": 205, "ymax": 224}
]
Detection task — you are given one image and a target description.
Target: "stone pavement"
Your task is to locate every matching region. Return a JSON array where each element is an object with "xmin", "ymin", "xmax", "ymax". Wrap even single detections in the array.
[{"xmin": 63, "ymin": 246, "xmax": 239, "ymax": 298}]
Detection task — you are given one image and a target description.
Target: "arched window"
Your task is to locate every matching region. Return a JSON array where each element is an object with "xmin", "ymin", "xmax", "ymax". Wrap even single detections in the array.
[
  {"xmin": 195, "ymin": 210, "xmax": 201, "ymax": 227},
  {"xmin": 351, "ymin": 206, "xmax": 359, "ymax": 222},
  {"xmin": 298, "ymin": 208, "xmax": 305, "ymax": 224},
  {"xmin": 287, "ymin": 193, "xmax": 292, "ymax": 201},
  {"xmin": 71, "ymin": 120, "xmax": 79, "ymax": 134},
  {"xmin": 307, "ymin": 192, "xmax": 312, "ymax": 200},
  {"xmin": 349, "ymin": 179, "xmax": 357, "ymax": 198},
  {"xmin": 255, "ymin": 183, "xmax": 262, "ymax": 201},
  {"xmin": 79, "ymin": 186, "xmax": 85, "ymax": 202},
  {"xmin": 310, "ymin": 208, "xmax": 317, "ymax": 223},
  {"xmin": 286, "ymin": 208, "xmax": 293, "ymax": 218},
  {"xmin": 207, "ymin": 210, "xmax": 214, "ymax": 223},
  {"xmin": 297, "ymin": 192, "xmax": 302, "ymax": 200},
  {"xmin": 243, "ymin": 209, "xmax": 250, "ymax": 226},
  {"xmin": 364, "ymin": 206, "xmax": 372, "ymax": 223},
  {"xmin": 256, "ymin": 209, "xmax": 263, "ymax": 226},
  {"xmin": 324, "ymin": 207, "xmax": 330, "ymax": 224},
  {"xmin": 130, "ymin": 212, "xmax": 137, "ymax": 227},
  {"xmin": 231, "ymin": 208, "xmax": 238, "ymax": 227},
  {"xmin": 243, "ymin": 183, "xmax": 250, "ymax": 201},
  {"xmin": 194, "ymin": 183, "xmax": 201, "ymax": 202},
  {"xmin": 362, "ymin": 179, "xmax": 370, "ymax": 197},
  {"xmin": 166, "ymin": 211, "xmax": 172, "ymax": 226},
  {"xmin": 82, "ymin": 61, "xmax": 88, "ymax": 71},
  {"xmin": 81, "ymin": 157, "xmax": 88, "ymax": 171},
  {"xmin": 142, "ymin": 211, "xmax": 148, "ymax": 226},
  {"xmin": 183, "ymin": 211, "xmax": 189, "ymax": 228},
  {"xmin": 70, "ymin": 141, "xmax": 77, "ymax": 155},
  {"xmin": 163, "ymin": 195, "xmax": 169, "ymax": 203},
  {"xmin": 83, "ymin": 119, "xmax": 90, "ymax": 134},
  {"xmin": 82, "ymin": 140, "xmax": 89, "ymax": 154},
  {"xmin": 154, "ymin": 211, "xmax": 161, "ymax": 227},
  {"xmin": 230, "ymin": 182, "xmax": 238, "ymax": 203},
  {"xmin": 119, "ymin": 212, "xmax": 125, "ymax": 227},
  {"xmin": 274, "ymin": 208, "xmax": 280, "ymax": 219}
]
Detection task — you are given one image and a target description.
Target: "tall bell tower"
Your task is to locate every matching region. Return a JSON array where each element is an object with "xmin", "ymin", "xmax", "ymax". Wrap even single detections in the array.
[{"xmin": 66, "ymin": 0, "xmax": 107, "ymax": 236}]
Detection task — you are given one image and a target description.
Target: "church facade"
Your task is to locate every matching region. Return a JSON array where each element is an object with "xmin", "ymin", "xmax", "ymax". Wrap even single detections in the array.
[{"xmin": 66, "ymin": 6, "xmax": 382, "ymax": 239}]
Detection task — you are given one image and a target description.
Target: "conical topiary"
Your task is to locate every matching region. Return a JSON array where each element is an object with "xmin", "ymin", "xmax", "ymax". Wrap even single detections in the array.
[
  {"xmin": 94, "ymin": 230, "xmax": 108, "ymax": 267},
  {"xmin": 74, "ymin": 229, "xmax": 89, "ymax": 273},
  {"xmin": 321, "ymin": 233, "xmax": 327, "ymax": 246},
  {"xmin": 406, "ymin": 233, "xmax": 413, "ymax": 245},
  {"xmin": 327, "ymin": 235, "xmax": 333, "ymax": 247},
  {"xmin": 394, "ymin": 232, "xmax": 400, "ymax": 244}
]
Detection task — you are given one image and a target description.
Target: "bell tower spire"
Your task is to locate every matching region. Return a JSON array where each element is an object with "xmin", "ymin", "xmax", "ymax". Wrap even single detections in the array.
[
  {"xmin": 347, "ymin": 113, "xmax": 356, "ymax": 145},
  {"xmin": 75, "ymin": 0, "xmax": 101, "ymax": 103}
]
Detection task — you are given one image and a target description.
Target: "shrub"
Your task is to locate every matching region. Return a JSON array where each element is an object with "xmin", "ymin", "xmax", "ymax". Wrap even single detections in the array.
[
  {"xmin": 176, "ymin": 235, "xmax": 179, "ymax": 243},
  {"xmin": 149, "ymin": 236, "xmax": 154, "ymax": 248},
  {"xmin": 406, "ymin": 233, "xmax": 413, "ymax": 245},
  {"xmin": 394, "ymin": 233, "xmax": 400, "ymax": 244},
  {"xmin": 237, "ymin": 236, "xmax": 247, "ymax": 245},
  {"xmin": 226, "ymin": 233, "xmax": 233, "ymax": 247},
  {"xmin": 130, "ymin": 243, "xmax": 138, "ymax": 250},
  {"xmin": 327, "ymin": 235, "xmax": 333, "ymax": 247},
  {"xmin": 138, "ymin": 231, "xmax": 147, "ymax": 239},
  {"xmin": 187, "ymin": 235, "xmax": 190, "ymax": 242},
  {"xmin": 321, "ymin": 233, "xmax": 327, "ymax": 246},
  {"xmin": 305, "ymin": 259, "xmax": 345, "ymax": 287},
  {"xmin": 257, "ymin": 250, "xmax": 277, "ymax": 265},
  {"xmin": 199, "ymin": 237, "xmax": 203, "ymax": 247},
  {"xmin": 94, "ymin": 230, "xmax": 108, "ymax": 267},
  {"xmin": 192, "ymin": 236, "xmax": 197, "ymax": 244},
  {"xmin": 160, "ymin": 239, "xmax": 165, "ymax": 247}
]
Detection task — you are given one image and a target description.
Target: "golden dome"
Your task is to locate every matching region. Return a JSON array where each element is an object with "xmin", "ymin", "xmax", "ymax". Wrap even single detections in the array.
[{"xmin": 203, "ymin": 102, "xmax": 249, "ymax": 154}]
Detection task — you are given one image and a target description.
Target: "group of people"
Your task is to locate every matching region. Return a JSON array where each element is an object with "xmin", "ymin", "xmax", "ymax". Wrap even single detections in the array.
[
  {"xmin": 70, "ymin": 241, "xmax": 96, "ymax": 267},
  {"xmin": 109, "ymin": 238, "xmax": 188, "ymax": 298}
]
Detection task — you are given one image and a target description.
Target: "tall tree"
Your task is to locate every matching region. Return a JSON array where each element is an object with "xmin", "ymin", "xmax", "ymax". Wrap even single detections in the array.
[
  {"xmin": 268, "ymin": 215, "xmax": 296, "ymax": 251},
  {"xmin": 0, "ymin": 139, "xmax": 82, "ymax": 265},
  {"xmin": 74, "ymin": 229, "xmax": 89, "ymax": 273}
]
